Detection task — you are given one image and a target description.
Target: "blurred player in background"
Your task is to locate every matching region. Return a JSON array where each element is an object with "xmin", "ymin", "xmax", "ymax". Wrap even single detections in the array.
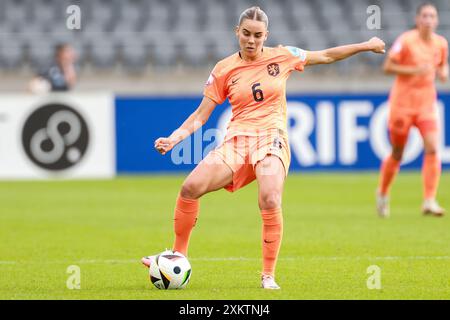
[
  {"xmin": 377, "ymin": 3, "xmax": 449, "ymax": 218},
  {"xmin": 28, "ymin": 43, "xmax": 77, "ymax": 93},
  {"xmin": 144, "ymin": 6, "xmax": 385, "ymax": 289}
]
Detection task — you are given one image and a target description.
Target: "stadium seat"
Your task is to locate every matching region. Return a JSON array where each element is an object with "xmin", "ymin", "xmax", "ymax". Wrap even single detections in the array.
[
  {"xmin": 0, "ymin": 41, "xmax": 25, "ymax": 69},
  {"xmin": 89, "ymin": 39, "xmax": 118, "ymax": 69},
  {"xmin": 151, "ymin": 35, "xmax": 180, "ymax": 67},
  {"xmin": 118, "ymin": 38, "xmax": 150, "ymax": 72},
  {"xmin": 27, "ymin": 39, "xmax": 56, "ymax": 70},
  {"xmin": 0, "ymin": 0, "xmax": 449, "ymax": 72}
]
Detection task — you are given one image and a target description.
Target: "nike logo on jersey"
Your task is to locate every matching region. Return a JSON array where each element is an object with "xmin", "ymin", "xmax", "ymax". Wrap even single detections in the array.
[{"xmin": 231, "ymin": 78, "xmax": 240, "ymax": 85}]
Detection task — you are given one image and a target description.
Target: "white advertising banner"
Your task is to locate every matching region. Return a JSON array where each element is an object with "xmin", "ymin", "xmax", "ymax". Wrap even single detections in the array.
[{"xmin": 0, "ymin": 92, "xmax": 115, "ymax": 179}]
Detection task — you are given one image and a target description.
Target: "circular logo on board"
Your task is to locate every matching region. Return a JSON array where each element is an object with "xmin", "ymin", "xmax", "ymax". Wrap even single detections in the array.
[{"xmin": 22, "ymin": 103, "xmax": 89, "ymax": 170}]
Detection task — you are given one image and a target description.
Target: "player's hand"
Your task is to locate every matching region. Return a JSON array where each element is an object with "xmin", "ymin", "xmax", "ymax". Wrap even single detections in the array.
[
  {"xmin": 415, "ymin": 64, "xmax": 433, "ymax": 75},
  {"xmin": 437, "ymin": 66, "xmax": 449, "ymax": 82},
  {"xmin": 154, "ymin": 137, "xmax": 174, "ymax": 155},
  {"xmin": 367, "ymin": 37, "xmax": 385, "ymax": 54}
]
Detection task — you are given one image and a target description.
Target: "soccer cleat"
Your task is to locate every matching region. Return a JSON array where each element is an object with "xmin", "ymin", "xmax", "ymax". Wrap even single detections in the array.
[
  {"xmin": 376, "ymin": 190, "xmax": 390, "ymax": 218},
  {"xmin": 422, "ymin": 199, "xmax": 445, "ymax": 217},
  {"xmin": 261, "ymin": 275, "xmax": 280, "ymax": 290},
  {"xmin": 141, "ymin": 256, "xmax": 152, "ymax": 268},
  {"xmin": 141, "ymin": 249, "xmax": 175, "ymax": 268}
]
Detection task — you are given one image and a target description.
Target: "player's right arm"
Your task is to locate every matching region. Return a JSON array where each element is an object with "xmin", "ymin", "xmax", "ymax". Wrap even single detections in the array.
[
  {"xmin": 383, "ymin": 56, "xmax": 432, "ymax": 76},
  {"xmin": 154, "ymin": 96, "xmax": 217, "ymax": 155}
]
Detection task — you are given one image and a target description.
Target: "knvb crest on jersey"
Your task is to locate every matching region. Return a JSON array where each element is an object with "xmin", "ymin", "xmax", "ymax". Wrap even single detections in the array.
[{"xmin": 267, "ymin": 63, "xmax": 280, "ymax": 77}]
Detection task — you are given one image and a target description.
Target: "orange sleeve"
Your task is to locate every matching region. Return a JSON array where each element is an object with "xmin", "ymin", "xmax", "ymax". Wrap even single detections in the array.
[
  {"xmin": 389, "ymin": 34, "xmax": 408, "ymax": 63},
  {"xmin": 203, "ymin": 65, "xmax": 227, "ymax": 105},
  {"xmin": 439, "ymin": 38, "xmax": 448, "ymax": 67},
  {"xmin": 282, "ymin": 46, "xmax": 307, "ymax": 72}
]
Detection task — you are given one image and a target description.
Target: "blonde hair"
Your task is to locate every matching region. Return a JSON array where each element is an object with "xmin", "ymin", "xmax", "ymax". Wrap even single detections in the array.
[
  {"xmin": 416, "ymin": 2, "xmax": 437, "ymax": 15},
  {"xmin": 238, "ymin": 6, "xmax": 269, "ymax": 28}
]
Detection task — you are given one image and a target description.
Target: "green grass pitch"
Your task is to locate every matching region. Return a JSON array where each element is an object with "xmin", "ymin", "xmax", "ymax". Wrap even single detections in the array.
[{"xmin": 1, "ymin": 172, "xmax": 450, "ymax": 299}]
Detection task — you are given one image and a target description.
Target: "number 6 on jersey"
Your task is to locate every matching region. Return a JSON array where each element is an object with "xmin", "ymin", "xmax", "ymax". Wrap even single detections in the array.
[{"xmin": 252, "ymin": 83, "xmax": 264, "ymax": 102}]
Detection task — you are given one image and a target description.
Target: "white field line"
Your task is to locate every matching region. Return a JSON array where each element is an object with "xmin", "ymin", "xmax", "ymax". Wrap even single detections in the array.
[{"xmin": 1, "ymin": 256, "xmax": 450, "ymax": 265}]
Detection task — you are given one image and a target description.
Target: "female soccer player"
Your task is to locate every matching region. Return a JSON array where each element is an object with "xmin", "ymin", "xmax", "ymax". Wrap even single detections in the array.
[
  {"xmin": 376, "ymin": 3, "xmax": 448, "ymax": 218},
  {"xmin": 143, "ymin": 7, "xmax": 385, "ymax": 289}
]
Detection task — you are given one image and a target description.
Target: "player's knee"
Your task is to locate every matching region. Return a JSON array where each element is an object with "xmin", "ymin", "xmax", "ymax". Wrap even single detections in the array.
[
  {"xmin": 391, "ymin": 147, "xmax": 404, "ymax": 161},
  {"xmin": 180, "ymin": 180, "xmax": 205, "ymax": 199},
  {"xmin": 424, "ymin": 144, "xmax": 438, "ymax": 155},
  {"xmin": 259, "ymin": 192, "xmax": 281, "ymax": 210}
]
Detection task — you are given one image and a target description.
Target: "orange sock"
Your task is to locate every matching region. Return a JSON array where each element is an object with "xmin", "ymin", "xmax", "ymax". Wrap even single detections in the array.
[
  {"xmin": 172, "ymin": 194, "xmax": 199, "ymax": 256},
  {"xmin": 379, "ymin": 155, "xmax": 401, "ymax": 195},
  {"xmin": 261, "ymin": 208, "xmax": 283, "ymax": 277},
  {"xmin": 422, "ymin": 153, "xmax": 441, "ymax": 200}
]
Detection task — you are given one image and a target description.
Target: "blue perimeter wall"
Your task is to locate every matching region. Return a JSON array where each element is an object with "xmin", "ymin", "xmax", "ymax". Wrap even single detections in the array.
[{"xmin": 116, "ymin": 93, "xmax": 450, "ymax": 174}]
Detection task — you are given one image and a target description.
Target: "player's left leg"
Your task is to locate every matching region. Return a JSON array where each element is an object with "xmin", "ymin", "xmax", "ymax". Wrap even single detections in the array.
[
  {"xmin": 255, "ymin": 155, "xmax": 286, "ymax": 289},
  {"xmin": 419, "ymin": 126, "xmax": 445, "ymax": 216}
]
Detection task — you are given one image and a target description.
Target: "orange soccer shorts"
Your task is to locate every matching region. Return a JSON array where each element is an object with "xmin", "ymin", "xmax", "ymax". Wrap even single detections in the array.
[
  {"xmin": 203, "ymin": 131, "xmax": 291, "ymax": 192},
  {"xmin": 388, "ymin": 107, "xmax": 439, "ymax": 146}
]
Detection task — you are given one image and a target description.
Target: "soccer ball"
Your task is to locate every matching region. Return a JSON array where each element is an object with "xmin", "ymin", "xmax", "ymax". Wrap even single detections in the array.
[{"xmin": 148, "ymin": 250, "xmax": 192, "ymax": 289}]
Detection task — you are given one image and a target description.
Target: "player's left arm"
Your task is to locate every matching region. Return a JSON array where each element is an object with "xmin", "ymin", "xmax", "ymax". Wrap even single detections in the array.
[
  {"xmin": 438, "ymin": 63, "xmax": 449, "ymax": 82},
  {"xmin": 305, "ymin": 37, "xmax": 385, "ymax": 66},
  {"xmin": 437, "ymin": 40, "xmax": 449, "ymax": 83}
]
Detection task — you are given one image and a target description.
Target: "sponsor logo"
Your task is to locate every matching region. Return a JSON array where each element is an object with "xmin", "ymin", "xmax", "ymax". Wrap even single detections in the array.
[{"xmin": 22, "ymin": 103, "xmax": 89, "ymax": 170}]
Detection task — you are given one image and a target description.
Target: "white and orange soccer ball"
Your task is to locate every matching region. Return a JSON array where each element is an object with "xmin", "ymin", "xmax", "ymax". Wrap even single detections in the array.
[{"xmin": 148, "ymin": 250, "xmax": 192, "ymax": 290}]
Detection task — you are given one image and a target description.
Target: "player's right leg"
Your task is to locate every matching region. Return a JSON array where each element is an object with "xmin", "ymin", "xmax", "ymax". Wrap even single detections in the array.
[
  {"xmin": 376, "ymin": 113, "xmax": 410, "ymax": 217},
  {"xmin": 172, "ymin": 152, "xmax": 233, "ymax": 255},
  {"xmin": 376, "ymin": 144, "xmax": 404, "ymax": 217},
  {"xmin": 142, "ymin": 153, "xmax": 233, "ymax": 267}
]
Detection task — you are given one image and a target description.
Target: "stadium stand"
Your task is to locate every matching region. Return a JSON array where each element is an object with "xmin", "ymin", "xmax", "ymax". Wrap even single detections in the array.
[{"xmin": 0, "ymin": 0, "xmax": 449, "ymax": 75}]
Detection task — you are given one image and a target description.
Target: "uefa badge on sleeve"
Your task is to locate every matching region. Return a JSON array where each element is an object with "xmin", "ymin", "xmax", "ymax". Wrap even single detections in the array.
[{"xmin": 205, "ymin": 73, "xmax": 214, "ymax": 86}]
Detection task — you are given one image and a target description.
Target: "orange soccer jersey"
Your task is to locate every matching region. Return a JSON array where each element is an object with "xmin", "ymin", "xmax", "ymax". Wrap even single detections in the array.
[
  {"xmin": 202, "ymin": 46, "xmax": 307, "ymax": 192},
  {"xmin": 388, "ymin": 29, "xmax": 448, "ymax": 112},
  {"xmin": 203, "ymin": 46, "xmax": 307, "ymax": 141},
  {"xmin": 380, "ymin": 30, "xmax": 448, "ymax": 202}
]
